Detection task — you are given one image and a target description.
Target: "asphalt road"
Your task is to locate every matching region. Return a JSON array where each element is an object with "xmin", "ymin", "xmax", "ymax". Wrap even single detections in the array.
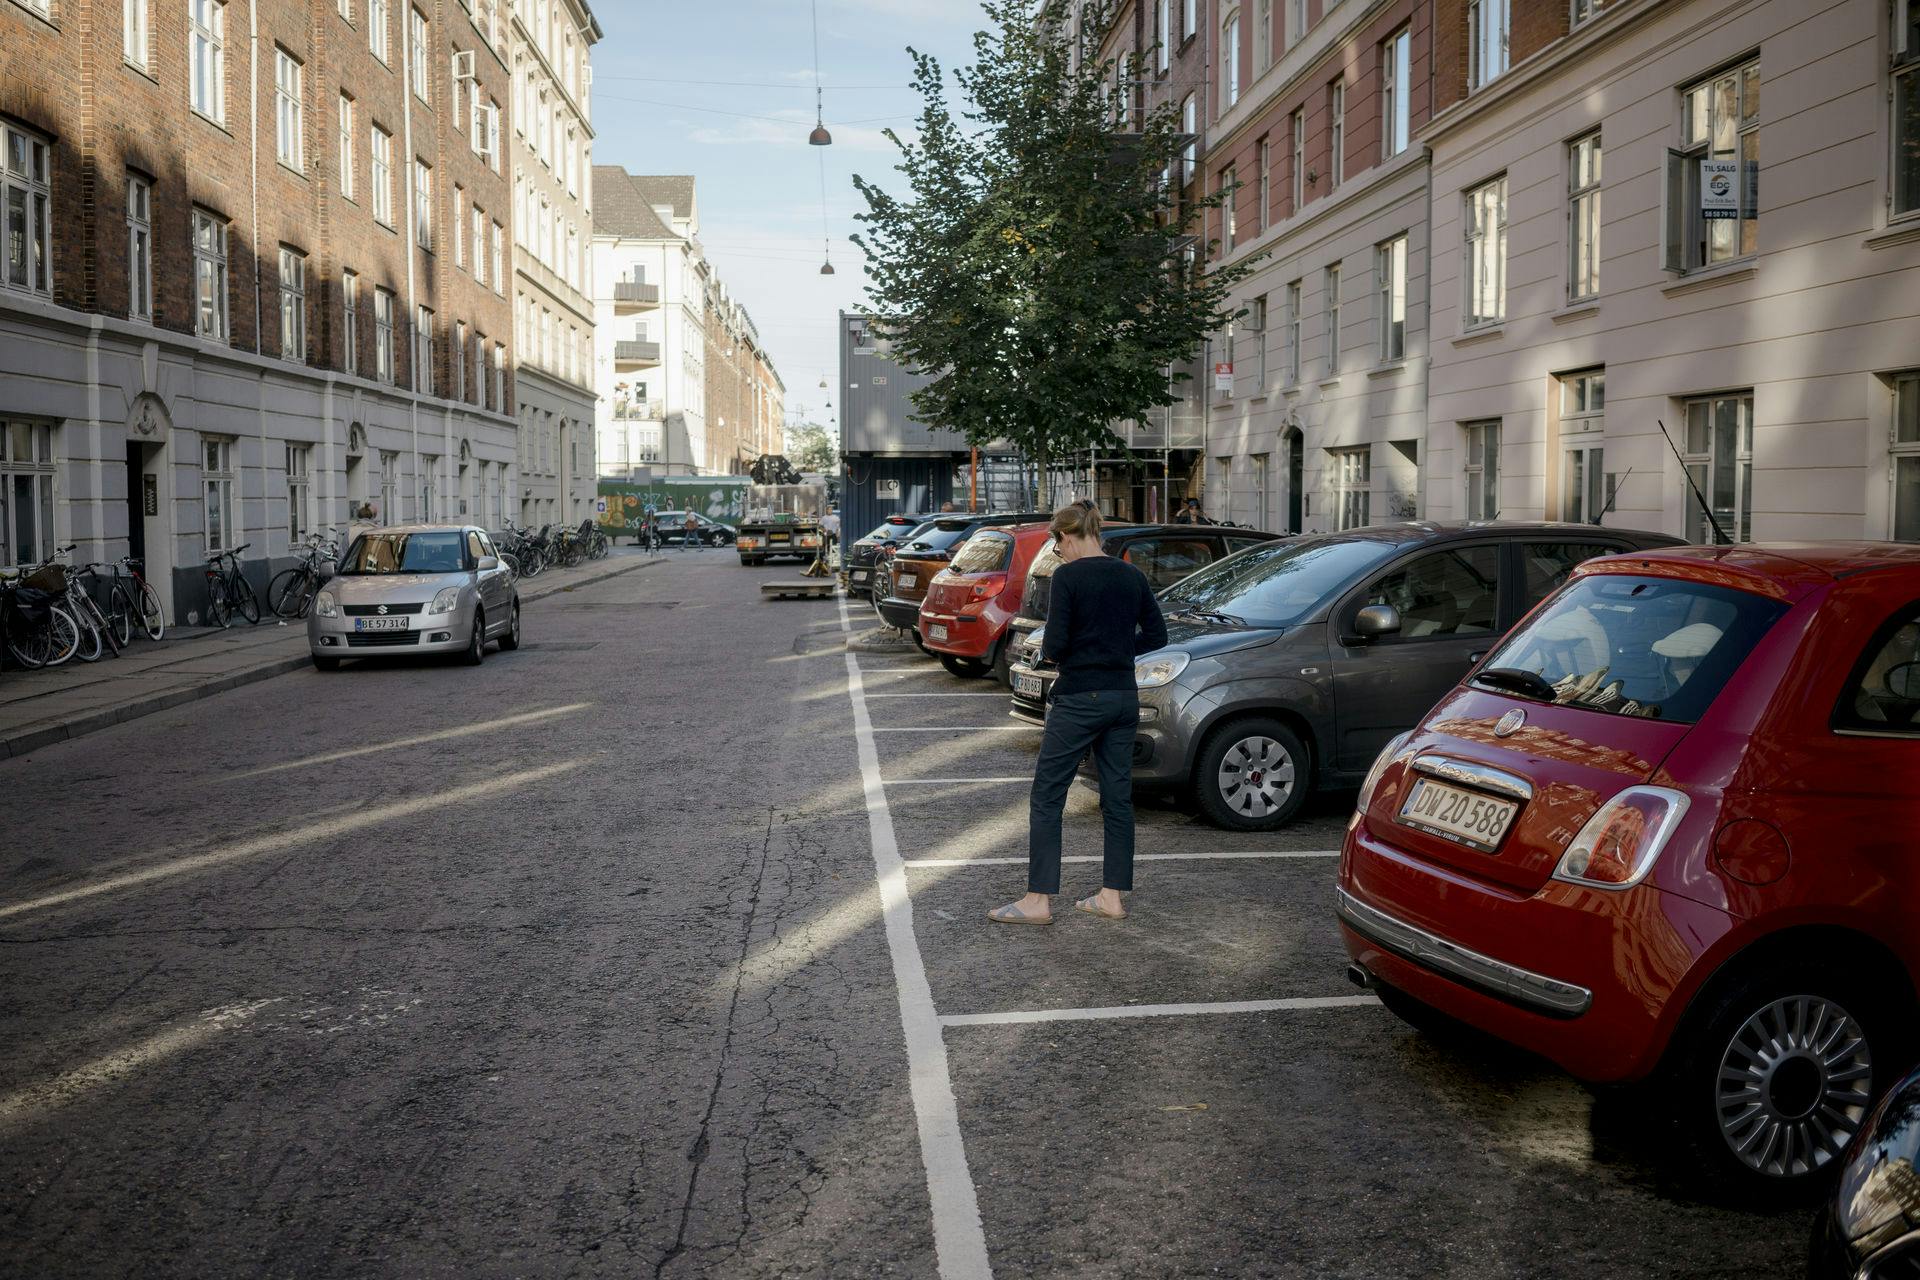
[{"xmin": 0, "ymin": 552, "xmax": 1812, "ymax": 1277}]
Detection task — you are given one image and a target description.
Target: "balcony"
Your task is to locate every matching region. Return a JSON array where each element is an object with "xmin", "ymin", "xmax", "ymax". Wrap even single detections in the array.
[
  {"xmin": 613, "ymin": 280, "xmax": 660, "ymax": 312},
  {"xmin": 612, "ymin": 398, "xmax": 664, "ymax": 421},
  {"xmin": 614, "ymin": 339, "xmax": 661, "ymax": 368}
]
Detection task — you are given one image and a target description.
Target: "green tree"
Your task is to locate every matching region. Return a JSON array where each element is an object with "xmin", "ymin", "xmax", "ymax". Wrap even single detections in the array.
[
  {"xmin": 786, "ymin": 423, "xmax": 838, "ymax": 473},
  {"xmin": 852, "ymin": 0, "xmax": 1256, "ymax": 500}
]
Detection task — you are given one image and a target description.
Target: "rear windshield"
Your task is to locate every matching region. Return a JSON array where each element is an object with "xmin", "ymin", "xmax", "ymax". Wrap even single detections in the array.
[
  {"xmin": 338, "ymin": 531, "xmax": 468, "ymax": 574},
  {"xmin": 1160, "ymin": 538, "xmax": 1400, "ymax": 627},
  {"xmin": 905, "ymin": 523, "xmax": 978, "ymax": 553},
  {"xmin": 950, "ymin": 533, "xmax": 1013, "ymax": 574},
  {"xmin": 862, "ymin": 519, "xmax": 916, "ymax": 541},
  {"xmin": 1473, "ymin": 574, "xmax": 1787, "ymax": 723},
  {"xmin": 1028, "ymin": 542, "xmax": 1063, "ymax": 579}
]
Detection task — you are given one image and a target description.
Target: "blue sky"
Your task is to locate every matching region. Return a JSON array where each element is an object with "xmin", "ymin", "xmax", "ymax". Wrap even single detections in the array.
[{"xmin": 589, "ymin": 0, "xmax": 993, "ymax": 438}]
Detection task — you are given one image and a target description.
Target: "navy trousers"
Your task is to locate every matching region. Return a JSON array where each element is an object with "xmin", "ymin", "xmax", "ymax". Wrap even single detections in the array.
[{"xmin": 1027, "ymin": 688, "xmax": 1140, "ymax": 894}]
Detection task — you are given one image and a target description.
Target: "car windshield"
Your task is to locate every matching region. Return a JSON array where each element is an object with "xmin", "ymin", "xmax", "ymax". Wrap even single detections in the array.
[
  {"xmin": 905, "ymin": 523, "xmax": 976, "ymax": 552},
  {"xmin": 949, "ymin": 533, "xmax": 1013, "ymax": 574},
  {"xmin": 337, "ymin": 531, "xmax": 469, "ymax": 574},
  {"xmin": 1159, "ymin": 538, "xmax": 1400, "ymax": 627},
  {"xmin": 1473, "ymin": 574, "xmax": 1788, "ymax": 723}
]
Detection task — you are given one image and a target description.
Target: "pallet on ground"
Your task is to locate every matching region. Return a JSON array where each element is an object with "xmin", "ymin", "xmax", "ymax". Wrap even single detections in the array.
[{"xmin": 761, "ymin": 581, "xmax": 837, "ymax": 600}]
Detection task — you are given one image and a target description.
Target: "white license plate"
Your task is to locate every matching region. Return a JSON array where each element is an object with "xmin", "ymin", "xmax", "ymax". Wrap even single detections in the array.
[
  {"xmin": 1013, "ymin": 672, "xmax": 1043, "ymax": 699},
  {"xmin": 900, "ymin": 574, "xmax": 917, "ymax": 589},
  {"xmin": 927, "ymin": 623, "xmax": 948, "ymax": 641},
  {"xmin": 1396, "ymin": 778, "xmax": 1518, "ymax": 853},
  {"xmin": 353, "ymin": 616, "xmax": 410, "ymax": 632}
]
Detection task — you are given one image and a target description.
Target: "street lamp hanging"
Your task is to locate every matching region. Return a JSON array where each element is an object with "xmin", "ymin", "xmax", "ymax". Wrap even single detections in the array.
[{"xmin": 808, "ymin": 1, "xmax": 831, "ymax": 145}]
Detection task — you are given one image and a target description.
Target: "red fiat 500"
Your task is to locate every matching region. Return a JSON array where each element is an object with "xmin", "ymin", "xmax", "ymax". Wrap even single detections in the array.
[
  {"xmin": 1338, "ymin": 543, "xmax": 1920, "ymax": 1191},
  {"xmin": 918, "ymin": 523, "xmax": 1051, "ymax": 681}
]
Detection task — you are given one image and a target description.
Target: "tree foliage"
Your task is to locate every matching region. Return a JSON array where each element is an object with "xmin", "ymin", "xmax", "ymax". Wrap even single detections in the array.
[
  {"xmin": 786, "ymin": 423, "xmax": 838, "ymax": 473},
  {"xmin": 851, "ymin": 0, "xmax": 1257, "ymax": 482}
]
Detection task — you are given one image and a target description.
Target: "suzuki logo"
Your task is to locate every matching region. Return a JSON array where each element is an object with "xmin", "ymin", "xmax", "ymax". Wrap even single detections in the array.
[
  {"xmin": 1494, "ymin": 708, "xmax": 1526, "ymax": 738},
  {"xmin": 376, "ymin": 604, "xmax": 389, "ymax": 615}
]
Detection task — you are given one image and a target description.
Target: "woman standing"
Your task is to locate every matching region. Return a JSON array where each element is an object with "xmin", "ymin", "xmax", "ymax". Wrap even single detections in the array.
[{"xmin": 990, "ymin": 502, "xmax": 1167, "ymax": 925}]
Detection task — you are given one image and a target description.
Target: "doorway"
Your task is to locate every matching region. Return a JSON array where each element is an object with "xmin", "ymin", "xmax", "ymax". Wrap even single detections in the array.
[
  {"xmin": 125, "ymin": 438, "xmax": 172, "ymax": 619},
  {"xmin": 1285, "ymin": 429, "xmax": 1304, "ymax": 533}
]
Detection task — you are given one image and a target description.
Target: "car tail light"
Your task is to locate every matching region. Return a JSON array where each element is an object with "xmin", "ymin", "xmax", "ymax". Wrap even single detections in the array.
[
  {"xmin": 970, "ymin": 574, "xmax": 1007, "ymax": 600},
  {"xmin": 1351, "ymin": 732, "xmax": 1411, "ymax": 826},
  {"xmin": 1551, "ymin": 787, "xmax": 1692, "ymax": 890}
]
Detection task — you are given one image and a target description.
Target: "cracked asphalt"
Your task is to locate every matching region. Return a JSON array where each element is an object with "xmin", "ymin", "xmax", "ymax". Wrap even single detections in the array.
[{"xmin": 0, "ymin": 554, "xmax": 1815, "ymax": 1277}]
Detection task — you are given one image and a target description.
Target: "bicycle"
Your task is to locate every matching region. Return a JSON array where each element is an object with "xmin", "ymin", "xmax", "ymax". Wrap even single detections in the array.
[
  {"xmin": 0, "ymin": 571, "xmax": 80, "ymax": 669},
  {"xmin": 96, "ymin": 555, "xmax": 166, "ymax": 642},
  {"xmin": 204, "ymin": 544, "xmax": 261, "ymax": 628},
  {"xmin": 268, "ymin": 533, "xmax": 341, "ymax": 619},
  {"xmin": 48, "ymin": 551, "xmax": 121, "ymax": 661}
]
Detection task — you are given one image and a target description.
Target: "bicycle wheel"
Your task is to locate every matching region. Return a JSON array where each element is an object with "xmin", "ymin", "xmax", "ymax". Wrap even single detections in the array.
[
  {"xmin": 87, "ymin": 594, "xmax": 123, "ymax": 657},
  {"xmin": 107, "ymin": 584, "xmax": 136, "ymax": 647},
  {"xmin": 207, "ymin": 576, "xmax": 232, "ymax": 629},
  {"xmin": 3, "ymin": 606, "xmax": 47, "ymax": 669},
  {"xmin": 234, "ymin": 573, "xmax": 261, "ymax": 624},
  {"xmin": 269, "ymin": 568, "xmax": 316, "ymax": 619},
  {"xmin": 138, "ymin": 581, "xmax": 165, "ymax": 640},
  {"xmin": 41, "ymin": 604, "xmax": 81, "ymax": 667},
  {"xmin": 70, "ymin": 600, "xmax": 104, "ymax": 662}
]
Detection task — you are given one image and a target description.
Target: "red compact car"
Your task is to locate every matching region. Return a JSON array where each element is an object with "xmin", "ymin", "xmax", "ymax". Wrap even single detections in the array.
[
  {"xmin": 1338, "ymin": 542, "xmax": 1920, "ymax": 1192},
  {"xmin": 918, "ymin": 522, "xmax": 1051, "ymax": 681}
]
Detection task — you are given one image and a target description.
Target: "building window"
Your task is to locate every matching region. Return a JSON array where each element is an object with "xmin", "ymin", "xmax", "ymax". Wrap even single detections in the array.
[
  {"xmin": 379, "ymin": 450, "xmax": 398, "ymax": 524},
  {"xmin": 493, "ymin": 342, "xmax": 505, "ymax": 410},
  {"xmin": 1894, "ymin": 372, "xmax": 1920, "ymax": 540},
  {"xmin": 1464, "ymin": 422, "xmax": 1501, "ymax": 519},
  {"xmin": 1257, "ymin": 138, "xmax": 1271, "ymax": 229},
  {"xmin": 1290, "ymin": 108, "xmax": 1305, "ymax": 212},
  {"xmin": 1324, "ymin": 263, "xmax": 1341, "ymax": 375},
  {"xmin": 1288, "ymin": 0, "xmax": 1304, "ymax": 46},
  {"xmin": 1667, "ymin": 60, "xmax": 1760, "ymax": 271},
  {"xmin": 454, "ymin": 319, "xmax": 468, "ymax": 400},
  {"xmin": 1464, "ymin": 176, "xmax": 1508, "ymax": 328},
  {"xmin": 1468, "ymin": 0, "xmax": 1509, "ymax": 90},
  {"xmin": 1222, "ymin": 167, "xmax": 1238, "ymax": 248},
  {"xmin": 413, "ymin": 159, "xmax": 432, "ymax": 250},
  {"xmin": 453, "ymin": 184, "xmax": 466, "ymax": 268},
  {"xmin": 474, "ymin": 331, "xmax": 487, "ymax": 407},
  {"xmin": 125, "ymin": 0, "xmax": 150, "ymax": 68},
  {"xmin": 1255, "ymin": 0, "xmax": 1273, "ymax": 69},
  {"xmin": 415, "ymin": 305, "xmax": 434, "ymax": 395},
  {"xmin": 342, "ymin": 270, "xmax": 359, "ymax": 375},
  {"xmin": 490, "ymin": 221, "xmax": 503, "ymax": 293},
  {"xmin": 278, "ymin": 247, "xmax": 306, "ymax": 361},
  {"xmin": 0, "ymin": 421, "xmax": 57, "ymax": 568},
  {"xmin": 1382, "ymin": 28, "xmax": 1410, "ymax": 158},
  {"xmin": 1183, "ymin": 0, "xmax": 1197, "ymax": 39},
  {"xmin": 1284, "ymin": 280, "xmax": 1301, "ymax": 383},
  {"xmin": 203, "ymin": 436, "xmax": 236, "ymax": 553},
  {"xmin": 338, "ymin": 94, "xmax": 355, "ymax": 200},
  {"xmin": 1252, "ymin": 452, "xmax": 1270, "ymax": 525},
  {"xmin": 1568, "ymin": 132, "xmax": 1602, "ymax": 302},
  {"xmin": 1181, "ymin": 94, "xmax": 1197, "ymax": 182},
  {"xmin": 1222, "ymin": 10, "xmax": 1241, "ymax": 110},
  {"xmin": 338, "ymin": 0, "xmax": 351, "ymax": 20},
  {"xmin": 1332, "ymin": 446, "xmax": 1370, "ymax": 530},
  {"xmin": 369, "ymin": 0, "xmax": 388, "ymax": 60},
  {"xmin": 374, "ymin": 286, "xmax": 395, "ymax": 382},
  {"xmin": 472, "ymin": 205, "xmax": 487, "ymax": 286},
  {"xmin": 1682, "ymin": 392, "xmax": 1754, "ymax": 542},
  {"xmin": 1248, "ymin": 293, "xmax": 1269, "ymax": 387},
  {"xmin": 1571, "ymin": 0, "xmax": 1597, "ymax": 25},
  {"xmin": 1328, "ymin": 80, "xmax": 1345, "ymax": 189},
  {"xmin": 2, "ymin": 126, "xmax": 52, "ymax": 297},
  {"xmin": 419, "ymin": 454, "xmax": 436, "ymax": 521},
  {"xmin": 1559, "ymin": 369, "xmax": 1606, "ymax": 522},
  {"xmin": 192, "ymin": 208, "xmax": 228, "ymax": 340},
  {"xmin": 286, "ymin": 444, "xmax": 310, "ymax": 541},
  {"xmin": 127, "ymin": 175, "xmax": 152, "ymax": 320},
  {"xmin": 371, "ymin": 126, "xmax": 393, "ymax": 224},
  {"xmin": 190, "ymin": 0, "xmax": 226, "ymax": 122},
  {"xmin": 1376, "ymin": 235, "xmax": 1406, "ymax": 361},
  {"xmin": 274, "ymin": 47, "xmax": 303, "ymax": 169},
  {"xmin": 1898, "ymin": 0, "xmax": 1920, "ymax": 216},
  {"xmin": 410, "ymin": 8, "xmax": 430, "ymax": 100}
]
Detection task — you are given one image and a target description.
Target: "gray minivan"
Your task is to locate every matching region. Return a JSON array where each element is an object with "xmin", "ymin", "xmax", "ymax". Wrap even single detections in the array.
[{"xmin": 1014, "ymin": 522, "xmax": 1680, "ymax": 830}]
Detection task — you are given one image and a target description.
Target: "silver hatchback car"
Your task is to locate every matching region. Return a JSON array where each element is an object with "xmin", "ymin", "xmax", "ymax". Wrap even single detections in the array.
[{"xmin": 308, "ymin": 524, "xmax": 521, "ymax": 671}]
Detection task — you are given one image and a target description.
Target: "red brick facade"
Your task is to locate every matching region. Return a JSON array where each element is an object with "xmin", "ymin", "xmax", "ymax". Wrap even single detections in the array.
[{"xmin": 1431, "ymin": 0, "xmax": 1568, "ymax": 114}]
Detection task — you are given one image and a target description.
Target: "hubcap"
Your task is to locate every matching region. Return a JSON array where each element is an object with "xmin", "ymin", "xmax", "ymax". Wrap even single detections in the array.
[
  {"xmin": 1715, "ymin": 994, "xmax": 1874, "ymax": 1178},
  {"xmin": 1217, "ymin": 736, "xmax": 1296, "ymax": 817}
]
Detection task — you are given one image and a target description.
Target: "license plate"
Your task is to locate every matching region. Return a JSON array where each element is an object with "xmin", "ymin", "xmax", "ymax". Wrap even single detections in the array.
[
  {"xmin": 353, "ymin": 616, "xmax": 410, "ymax": 632},
  {"xmin": 928, "ymin": 623, "xmax": 948, "ymax": 641},
  {"xmin": 1014, "ymin": 672, "xmax": 1042, "ymax": 698},
  {"xmin": 900, "ymin": 574, "xmax": 917, "ymax": 589},
  {"xmin": 1396, "ymin": 778, "xmax": 1518, "ymax": 853}
]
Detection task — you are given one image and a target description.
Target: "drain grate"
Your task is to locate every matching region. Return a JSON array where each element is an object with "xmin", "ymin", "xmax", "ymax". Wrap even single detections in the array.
[{"xmin": 518, "ymin": 641, "xmax": 600, "ymax": 651}]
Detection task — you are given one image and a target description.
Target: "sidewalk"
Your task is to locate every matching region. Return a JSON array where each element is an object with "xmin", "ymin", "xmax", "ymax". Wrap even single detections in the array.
[{"xmin": 0, "ymin": 551, "xmax": 662, "ymax": 760}]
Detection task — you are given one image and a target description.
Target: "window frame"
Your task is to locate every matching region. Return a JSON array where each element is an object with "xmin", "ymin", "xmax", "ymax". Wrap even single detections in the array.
[
  {"xmin": 1258, "ymin": 137, "xmax": 1271, "ymax": 229},
  {"xmin": 342, "ymin": 270, "xmax": 359, "ymax": 375},
  {"xmin": 1329, "ymin": 79, "xmax": 1345, "ymax": 189},
  {"xmin": 1284, "ymin": 279, "xmax": 1302, "ymax": 385},
  {"xmin": 1325, "ymin": 262, "xmax": 1341, "ymax": 376},
  {"xmin": 1463, "ymin": 420, "xmax": 1501, "ymax": 520},
  {"xmin": 1, "ymin": 125, "xmax": 53, "ymax": 297},
  {"xmin": 1222, "ymin": 9, "xmax": 1242, "ymax": 110},
  {"xmin": 1893, "ymin": 371, "xmax": 1920, "ymax": 542},
  {"xmin": 1558, "ymin": 367, "xmax": 1607, "ymax": 522},
  {"xmin": 189, "ymin": 0, "xmax": 227, "ymax": 124},
  {"xmin": 1290, "ymin": 108, "xmax": 1305, "ymax": 212},
  {"xmin": 124, "ymin": 0, "xmax": 150, "ymax": 69},
  {"xmin": 409, "ymin": 7, "xmax": 431, "ymax": 101},
  {"xmin": 1382, "ymin": 28, "xmax": 1410, "ymax": 159},
  {"xmin": 286, "ymin": 443, "xmax": 311, "ymax": 542},
  {"xmin": 203, "ymin": 435, "xmax": 236, "ymax": 555},
  {"xmin": 1666, "ymin": 59, "xmax": 1761, "ymax": 272},
  {"xmin": 127, "ymin": 173, "xmax": 153, "ymax": 320},
  {"xmin": 278, "ymin": 246, "xmax": 306, "ymax": 362},
  {"xmin": 1464, "ymin": 175, "xmax": 1508, "ymax": 329},
  {"xmin": 1568, "ymin": 132, "xmax": 1602, "ymax": 302},
  {"xmin": 415, "ymin": 305, "xmax": 435, "ymax": 395},
  {"xmin": 1896, "ymin": 0, "xmax": 1920, "ymax": 218},
  {"xmin": 274, "ymin": 46, "xmax": 304, "ymax": 171},
  {"xmin": 374, "ymin": 286, "xmax": 396, "ymax": 383},
  {"xmin": 192, "ymin": 207, "xmax": 229, "ymax": 341},
  {"xmin": 338, "ymin": 93, "xmax": 356, "ymax": 201},
  {"xmin": 368, "ymin": 0, "xmax": 389, "ymax": 60},
  {"xmin": 370, "ymin": 125, "xmax": 393, "ymax": 225},
  {"xmin": 1376, "ymin": 234, "xmax": 1407, "ymax": 362},
  {"xmin": 0, "ymin": 420, "xmax": 58, "ymax": 569},
  {"xmin": 413, "ymin": 157, "xmax": 433, "ymax": 251},
  {"xmin": 1467, "ymin": 0, "xmax": 1510, "ymax": 91},
  {"xmin": 1331, "ymin": 445, "xmax": 1371, "ymax": 530},
  {"xmin": 1681, "ymin": 391, "xmax": 1754, "ymax": 543}
]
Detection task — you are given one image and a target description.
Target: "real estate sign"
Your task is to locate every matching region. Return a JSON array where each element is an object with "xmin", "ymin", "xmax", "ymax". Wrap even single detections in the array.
[{"xmin": 1701, "ymin": 160, "xmax": 1740, "ymax": 219}]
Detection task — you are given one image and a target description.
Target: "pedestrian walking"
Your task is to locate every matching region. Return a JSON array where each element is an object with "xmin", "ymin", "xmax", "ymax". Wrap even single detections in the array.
[
  {"xmin": 683, "ymin": 511, "xmax": 700, "ymax": 549},
  {"xmin": 990, "ymin": 501, "xmax": 1167, "ymax": 926}
]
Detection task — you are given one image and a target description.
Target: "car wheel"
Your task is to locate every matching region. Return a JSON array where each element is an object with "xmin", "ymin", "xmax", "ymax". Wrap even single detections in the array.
[
  {"xmin": 311, "ymin": 654, "xmax": 342, "ymax": 672},
  {"xmin": 939, "ymin": 653, "xmax": 992, "ymax": 679},
  {"xmin": 990, "ymin": 636, "xmax": 1014, "ymax": 686},
  {"xmin": 1192, "ymin": 716, "xmax": 1309, "ymax": 831},
  {"xmin": 497, "ymin": 603, "xmax": 522, "ymax": 651},
  {"xmin": 1666, "ymin": 962, "xmax": 1904, "ymax": 1197},
  {"xmin": 463, "ymin": 610, "xmax": 486, "ymax": 666}
]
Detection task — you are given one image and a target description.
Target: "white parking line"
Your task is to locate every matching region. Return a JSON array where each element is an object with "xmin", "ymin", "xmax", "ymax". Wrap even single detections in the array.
[
  {"xmin": 865, "ymin": 692, "xmax": 1008, "ymax": 698},
  {"xmin": 883, "ymin": 777, "xmax": 1030, "ymax": 785},
  {"xmin": 939, "ymin": 995, "xmax": 1378, "ymax": 1028},
  {"xmin": 870, "ymin": 726, "xmax": 1040, "ymax": 733},
  {"xmin": 838, "ymin": 597, "xmax": 993, "ymax": 1280},
  {"xmin": 905, "ymin": 850, "xmax": 1340, "ymax": 868}
]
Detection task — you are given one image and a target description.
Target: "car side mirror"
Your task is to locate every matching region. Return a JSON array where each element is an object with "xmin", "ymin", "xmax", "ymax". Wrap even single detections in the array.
[
  {"xmin": 476, "ymin": 555, "xmax": 501, "ymax": 572},
  {"xmin": 1351, "ymin": 603, "xmax": 1402, "ymax": 641}
]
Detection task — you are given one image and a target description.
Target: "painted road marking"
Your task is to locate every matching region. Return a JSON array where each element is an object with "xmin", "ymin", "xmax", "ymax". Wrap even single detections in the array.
[
  {"xmin": 870, "ymin": 726, "xmax": 1041, "ymax": 733},
  {"xmin": 838, "ymin": 599, "xmax": 993, "ymax": 1280},
  {"xmin": 939, "ymin": 995, "xmax": 1379, "ymax": 1028},
  {"xmin": 882, "ymin": 777, "xmax": 1030, "ymax": 785},
  {"xmin": 904, "ymin": 850, "xmax": 1340, "ymax": 868},
  {"xmin": 865, "ymin": 692, "xmax": 1008, "ymax": 698}
]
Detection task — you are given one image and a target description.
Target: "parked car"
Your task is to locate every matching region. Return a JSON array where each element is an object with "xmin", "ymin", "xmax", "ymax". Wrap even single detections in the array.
[
  {"xmin": 843, "ymin": 514, "xmax": 930, "ymax": 600},
  {"xmin": 654, "ymin": 511, "xmax": 737, "ymax": 547},
  {"xmin": 1338, "ymin": 541, "xmax": 1920, "ymax": 1193},
  {"xmin": 1012, "ymin": 522, "xmax": 1681, "ymax": 829},
  {"xmin": 1811, "ymin": 1065, "xmax": 1920, "ymax": 1277},
  {"xmin": 918, "ymin": 522, "xmax": 1054, "ymax": 680},
  {"xmin": 874, "ymin": 512, "xmax": 1051, "ymax": 636},
  {"xmin": 309, "ymin": 524, "xmax": 521, "ymax": 670}
]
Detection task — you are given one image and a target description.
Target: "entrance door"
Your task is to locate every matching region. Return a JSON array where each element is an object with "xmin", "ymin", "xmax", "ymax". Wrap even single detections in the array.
[
  {"xmin": 1286, "ymin": 430, "xmax": 1304, "ymax": 533},
  {"xmin": 125, "ymin": 441, "xmax": 146, "ymax": 564}
]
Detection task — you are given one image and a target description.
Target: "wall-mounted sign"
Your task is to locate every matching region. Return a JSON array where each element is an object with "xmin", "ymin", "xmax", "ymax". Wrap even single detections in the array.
[
  {"xmin": 142, "ymin": 474, "xmax": 159, "ymax": 517},
  {"xmin": 1701, "ymin": 160, "xmax": 1739, "ymax": 219},
  {"xmin": 1214, "ymin": 361, "xmax": 1234, "ymax": 394},
  {"xmin": 876, "ymin": 478, "xmax": 902, "ymax": 499}
]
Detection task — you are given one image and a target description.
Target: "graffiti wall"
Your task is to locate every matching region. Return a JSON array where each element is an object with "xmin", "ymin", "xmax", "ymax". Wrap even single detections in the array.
[{"xmin": 596, "ymin": 477, "xmax": 749, "ymax": 535}]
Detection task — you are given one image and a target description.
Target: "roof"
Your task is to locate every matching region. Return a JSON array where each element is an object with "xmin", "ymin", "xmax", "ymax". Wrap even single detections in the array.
[
  {"xmin": 629, "ymin": 175, "xmax": 695, "ymax": 220},
  {"xmin": 591, "ymin": 167, "xmax": 679, "ymax": 240},
  {"xmin": 1581, "ymin": 542, "xmax": 1920, "ymax": 597}
]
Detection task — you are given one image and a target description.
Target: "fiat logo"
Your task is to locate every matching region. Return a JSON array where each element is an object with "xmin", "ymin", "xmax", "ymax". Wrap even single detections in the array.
[
  {"xmin": 1494, "ymin": 708, "xmax": 1526, "ymax": 737},
  {"xmin": 377, "ymin": 604, "xmax": 389, "ymax": 615}
]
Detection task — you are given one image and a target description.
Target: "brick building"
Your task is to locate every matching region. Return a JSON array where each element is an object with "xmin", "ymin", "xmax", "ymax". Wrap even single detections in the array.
[
  {"xmin": 0, "ymin": 0, "xmax": 517, "ymax": 623},
  {"xmin": 701, "ymin": 281, "xmax": 783, "ymax": 475}
]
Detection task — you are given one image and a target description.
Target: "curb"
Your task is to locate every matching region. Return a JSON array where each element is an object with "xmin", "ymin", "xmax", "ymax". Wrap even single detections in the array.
[{"xmin": 0, "ymin": 555, "xmax": 661, "ymax": 761}]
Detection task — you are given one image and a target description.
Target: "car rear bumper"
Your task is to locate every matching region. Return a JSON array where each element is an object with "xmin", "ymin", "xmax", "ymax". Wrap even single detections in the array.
[
  {"xmin": 920, "ymin": 608, "xmax": 1000, "ymax": 659},
  {"xmin": 877, "ymin": 596, "xmax": 923, "ymax": 631}
]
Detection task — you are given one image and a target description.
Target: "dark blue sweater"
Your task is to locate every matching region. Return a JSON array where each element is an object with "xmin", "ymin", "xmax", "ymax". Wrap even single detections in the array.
[{"xmin": 1041, "ymin": 555, "xmax": 1169, "ymax": 697}]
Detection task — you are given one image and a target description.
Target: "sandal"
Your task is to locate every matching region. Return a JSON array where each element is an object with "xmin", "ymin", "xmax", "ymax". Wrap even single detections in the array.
[
  {"xmin": 1074, "ymin": 894, "xmax": 1128, "ymax": 920},
  {"xmin": 987, "ymin": 901, "xmax": 1054, "ymax": 926}
]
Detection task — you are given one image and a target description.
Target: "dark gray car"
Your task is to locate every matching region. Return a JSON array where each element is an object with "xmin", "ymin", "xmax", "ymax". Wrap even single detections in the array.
[{"xmin": 1012, "ymin": 522, "xmax": 1681, "ymax": 831}]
